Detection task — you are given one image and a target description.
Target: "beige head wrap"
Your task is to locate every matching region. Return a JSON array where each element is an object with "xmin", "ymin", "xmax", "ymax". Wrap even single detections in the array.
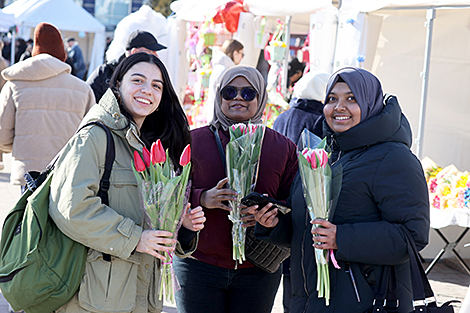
[{"xmin": 210, "ymin": 65, "xmax": 267, "ymax": 130}]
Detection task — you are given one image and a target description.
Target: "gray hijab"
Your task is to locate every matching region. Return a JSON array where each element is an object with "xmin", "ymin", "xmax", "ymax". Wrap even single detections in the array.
[
  {"xmin": 210, "ymin": 65, "xmax": 267, "ymax": 130},
  {"xmin": 324, "ymin": 67, "xmax": 384, "ymax": 122}
]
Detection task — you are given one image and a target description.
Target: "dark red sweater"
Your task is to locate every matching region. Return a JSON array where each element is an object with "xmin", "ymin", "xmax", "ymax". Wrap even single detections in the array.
[{"xmin": 190, "ymin": 126, "xmax": 298, "ymax": 269}]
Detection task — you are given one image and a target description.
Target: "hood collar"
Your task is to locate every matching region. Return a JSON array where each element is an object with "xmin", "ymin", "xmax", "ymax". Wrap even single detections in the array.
[{"xmin": 324, "ymin": 95, "xmax": 412, "ymax": 152}]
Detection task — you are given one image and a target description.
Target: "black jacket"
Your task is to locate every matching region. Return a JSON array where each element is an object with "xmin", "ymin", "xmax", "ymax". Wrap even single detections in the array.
[
  {"xmin": 256, "ymin": 96, "xmax": 430, "ymax": 313},
  {"xmin": 86, "ymin": 54, "xmax": 125, "ymax": 103},
  {"xmin": 273, "ymin": 98, "xmax": 324, "ymax": 145}
]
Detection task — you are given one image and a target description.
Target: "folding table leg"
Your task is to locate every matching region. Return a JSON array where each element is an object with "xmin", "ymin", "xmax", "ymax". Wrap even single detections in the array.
[{"xmin": 425, "ymin": 227, "xmax": 470, "ymax": 275}]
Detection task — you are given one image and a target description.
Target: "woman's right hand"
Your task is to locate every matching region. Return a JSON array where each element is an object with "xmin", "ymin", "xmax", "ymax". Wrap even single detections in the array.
[
  {"xmin": 200, "ymin": 177, "xmax": 237, "ymax": 211},
  {"xmin": 246, "ymin": 203, "xmax": 280, "ymax": 228},
  {"xmin": 135, "ymin": 229, "xmax": 177, "ymax": 261}
]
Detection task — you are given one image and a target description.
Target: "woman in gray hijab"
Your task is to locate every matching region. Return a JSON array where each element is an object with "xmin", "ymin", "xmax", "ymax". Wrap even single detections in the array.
[
  {"xmin": 173, "ymin": 65, "xmax": 298, "ymax": 313},
  {"xmin": 251, "ymin": 67, "xmax": 430, "ymax": 312}
]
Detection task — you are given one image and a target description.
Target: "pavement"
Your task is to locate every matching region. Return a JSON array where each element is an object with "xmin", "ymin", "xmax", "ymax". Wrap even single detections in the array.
[{"xmin": 0, "ymin": 152, "xmax": 468, "ymax": 313}]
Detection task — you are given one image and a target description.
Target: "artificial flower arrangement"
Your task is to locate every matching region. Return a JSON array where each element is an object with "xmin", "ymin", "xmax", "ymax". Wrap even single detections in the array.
[
  {"xmin": 297, "ymin": 129, "xmax": 342, "ymax": 306},
  {"xmin": 200, "ymin": 20, "xmax": 216, "ymax": 47},
  {"xmin": 266, "ymin": 19, "xmax": 287, "ymax": 62},
  {"xmin": 132, "ymin": 140, "xmax": 191, "ymax": 303},
  {"xmin": 422, "ymin": 156, "xmax": 470, "ymax": 210},
  {"xmin": 196, "ymin": 67, "xmax": 212, "ymax": 88},
  {"xmin": 226, "ymin": 123, "xmax": 265, "ymax": 264}
]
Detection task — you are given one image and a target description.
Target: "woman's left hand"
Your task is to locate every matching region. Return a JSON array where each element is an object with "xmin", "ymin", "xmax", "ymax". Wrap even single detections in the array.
[
  {"xmin": 311, "ymin": 219, "xmax": 338, "ymax": 250},
  {"xmin": 181, "ymin": 204, "xmax": 206, "ymax": 232},
  {"xmin": 240, "ymin": 204, "xmax": 256, "ymax": 227}
]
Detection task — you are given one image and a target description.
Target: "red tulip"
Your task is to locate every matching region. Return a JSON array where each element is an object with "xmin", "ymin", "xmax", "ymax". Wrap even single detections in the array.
[
  {"xmin": 151, "ymin": 139, "xmax": 166, "ymax": 164},
  {"xmin": 133, "ymin": 151, "xmax": 146, "ymax": 172},
  {"xmin": 142, "ymin": 147, "xmax": 151, "ymax": 167},
  {"xmin": 179, "ymin": 144, "xmax": 191, "ymax": 166}
]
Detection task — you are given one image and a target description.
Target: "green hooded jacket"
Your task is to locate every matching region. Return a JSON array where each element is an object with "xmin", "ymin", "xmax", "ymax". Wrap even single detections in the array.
[{"xmin": 49, "ymin": 89, "xmax": 197, "ymax": 313}]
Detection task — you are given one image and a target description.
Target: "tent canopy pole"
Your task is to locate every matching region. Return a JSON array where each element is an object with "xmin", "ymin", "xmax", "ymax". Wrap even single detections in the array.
[
  {"xmin": 416, "ymin": 8, "xmax": 435, "ymax": 159},
  {"xmin": 10, "ymin": 29, "xmax": 15, "ymax": 65},
  {"xmin": 281, "ymin": 15, "xmax": 292, "ymax": 99}
]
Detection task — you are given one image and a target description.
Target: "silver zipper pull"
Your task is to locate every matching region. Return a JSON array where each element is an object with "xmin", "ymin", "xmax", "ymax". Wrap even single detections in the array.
[{"xmin": 345, "ymin": 263, "xmax": 361, "ymax": 302}]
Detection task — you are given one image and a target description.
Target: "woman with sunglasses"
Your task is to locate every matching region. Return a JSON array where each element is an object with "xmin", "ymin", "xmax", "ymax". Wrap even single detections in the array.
[
  {"xmin": 205, "ymin": 39, "xmax": 244, "ymax": 123},
  {"xmin": 174, "ymin": 65, "xmax": 298, "ymax": 313}
]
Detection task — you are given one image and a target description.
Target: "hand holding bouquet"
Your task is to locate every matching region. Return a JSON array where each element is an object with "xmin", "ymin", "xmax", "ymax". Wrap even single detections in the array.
[
  {"xmin": 226, "ymin": 123, "xmax": 265, "ymax": 264},
  {"xmin": 132, "ymin": 140, "xmax": 191, "ymax": 303},
  {"xmin": 298, "ymin": 131, "xmax": 341, "ymax": 306}
]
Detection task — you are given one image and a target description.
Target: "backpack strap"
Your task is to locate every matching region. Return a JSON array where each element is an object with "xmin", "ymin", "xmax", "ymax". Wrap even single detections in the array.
[
  {"xmin": 79, "ymin": 121, "xmax": 115, "ymax": 207},
  {"xmin": 79, "ymin": 121, "xmax": 115, "ymax": 262}
]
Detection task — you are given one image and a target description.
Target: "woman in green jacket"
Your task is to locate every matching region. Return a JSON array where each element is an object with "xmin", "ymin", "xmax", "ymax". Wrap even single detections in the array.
[{"xmin": 49, "ymin": 53, "xmax": 205, "ymax": 313}]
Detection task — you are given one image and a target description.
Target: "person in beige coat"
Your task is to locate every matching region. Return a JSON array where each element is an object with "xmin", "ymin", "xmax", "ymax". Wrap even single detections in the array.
[
  {"xmin": 50, "ymin": 52, "xmax": 205, "ymax": 312},
  {"xmin": 0, "ymin": 22, "xmax": 95, "ymax": 187},
  {"xmin": 0, "ymin": 39, "xmax": 9, "ymax": 171}
]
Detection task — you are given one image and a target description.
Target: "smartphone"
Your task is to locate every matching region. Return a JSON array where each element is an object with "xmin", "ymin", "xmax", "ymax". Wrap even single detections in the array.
[{"xmin": 240, "ymin": 192, "xmax": 291, "ymax": 215}]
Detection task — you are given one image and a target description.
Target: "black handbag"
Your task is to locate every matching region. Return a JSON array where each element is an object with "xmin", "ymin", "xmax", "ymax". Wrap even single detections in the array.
[
  {"xmin": 367, "ymin": 227, "xmax": 459, "ymax": 313},
  {"xmin": 365, "ymin": 266, "xmax": 398, "ymax": 313},
  {"xmin": 401, "ymin": 226, "xmax": 460, "ymax": 313},
  {"xmin": 245, "ymin": 226, "xmax": 290, "ymax": 273},
  {"xmin": 211, "ymin": 125, "xmax": 290, "ymax": 273}
]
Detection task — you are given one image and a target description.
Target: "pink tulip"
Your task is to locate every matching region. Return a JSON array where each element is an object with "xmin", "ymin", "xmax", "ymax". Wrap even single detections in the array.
[
  {"xmin": 133, "ymin": 151, "xmax": 146, "ymax": 172},
  {"xmin": 142, "ymin": 147, "xmax": 151, "ymax": 167},
  {"xmin": 314, "ymin": 149, "xmax": 328, "ymax": 168},
  {"xmin": 302, "ymin": 148, "xmax": 316, "ymax": 169},
  {"xmin": 151, "ymin": 139, "xmax": 166, "ymax": 164},
  {"xmin": 231, "ymin": 123, "xmax": 247, "ymax": 134},
  {"xmin": 179, "ymin": 144, "xmax": 191, "ymax": 166}
]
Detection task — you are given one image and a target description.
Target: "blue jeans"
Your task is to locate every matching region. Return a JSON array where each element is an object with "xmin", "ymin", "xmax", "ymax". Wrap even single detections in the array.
[{"xmin": 174, "ymin": 257, "xmax": 282, "ymax": 313}]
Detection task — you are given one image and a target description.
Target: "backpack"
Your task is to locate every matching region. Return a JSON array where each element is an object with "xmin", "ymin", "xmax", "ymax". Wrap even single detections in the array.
[{"xmin": 0, "ymin": 121, "xmax": 115, "ymax": 313}]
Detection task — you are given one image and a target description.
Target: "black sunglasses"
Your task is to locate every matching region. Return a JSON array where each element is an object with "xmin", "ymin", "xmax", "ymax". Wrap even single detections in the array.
[{"xmin": 221, "ymin": 86, "xmax": 258, "ymax": 101}]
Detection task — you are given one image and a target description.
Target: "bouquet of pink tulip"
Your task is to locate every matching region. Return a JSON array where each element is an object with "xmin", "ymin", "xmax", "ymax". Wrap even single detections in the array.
[
  {"xmin": 298, "ymin": 135, "xmax": 340, "ymax": 306},
  {"xmin": 132, "ymin": 139, "xmax": 191, "ymax": 303},
  {"xmin": 226, "ymin": 123, "xmax": 265, "ymax": 264}
]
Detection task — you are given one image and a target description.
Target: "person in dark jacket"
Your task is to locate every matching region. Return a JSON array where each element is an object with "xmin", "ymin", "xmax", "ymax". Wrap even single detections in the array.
[
  {"xmin": 273, "ymin": 70, "xmax": 330, "ymax": 146},
  {"xmin": 66, "ymin": 37, "xmax": 87, "ymax": 80},
  {"xmin": 86, "ymin": 30, "xmax": 166, "ymax": 103},
  {"xmin": 250, "ymin": 67, "xmax": 430, "ymax": 313},
  {"xmin": 173, "ymin": 65, "xmax": 298, "ymax": 313}
]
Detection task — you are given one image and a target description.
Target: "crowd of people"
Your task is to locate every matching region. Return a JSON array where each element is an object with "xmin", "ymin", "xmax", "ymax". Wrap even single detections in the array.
[{"xmin": 0, "ymin": 20, "xmax": 430, "ymax": 313}]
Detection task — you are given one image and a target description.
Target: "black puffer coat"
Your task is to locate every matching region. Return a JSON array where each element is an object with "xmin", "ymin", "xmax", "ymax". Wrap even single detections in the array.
[
  {"xmin": 86, "ymin": 54, "xmax": 125, "ymax": 103},
  {"xmin": 256, "ymin": 96, "xmax": 430, "ymax": 313}
]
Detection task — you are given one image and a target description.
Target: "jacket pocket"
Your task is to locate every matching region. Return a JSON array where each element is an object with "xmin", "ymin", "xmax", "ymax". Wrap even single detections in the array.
[{"xmin": 78, "ymin": 249, "xmax": 140, "ymax": 313}]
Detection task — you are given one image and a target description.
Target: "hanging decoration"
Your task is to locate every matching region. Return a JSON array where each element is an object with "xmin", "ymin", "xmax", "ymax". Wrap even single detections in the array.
[
  {"xmin": 253, "ymin": 15, "xmax": 269, "ymax": 49},
  {"xmin": 212, "ymin": 0, "xmax": 247, "ymax": 33},
  {"xmin": 265, "ymin": 19, "xmax": 287, "ymax": 62}
]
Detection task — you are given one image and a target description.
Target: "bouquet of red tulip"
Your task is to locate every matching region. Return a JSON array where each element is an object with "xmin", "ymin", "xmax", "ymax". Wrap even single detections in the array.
[
  {"xmin": 226, "ymin": 123, "xmax": 265, "ymax": 264},
  {"xmin": 132, "ymin": 139, "xmax": 191, "ymax": 303},
  {"xmin": 298, "ymin": 130, "xmax": 341, "ymax": 306}
]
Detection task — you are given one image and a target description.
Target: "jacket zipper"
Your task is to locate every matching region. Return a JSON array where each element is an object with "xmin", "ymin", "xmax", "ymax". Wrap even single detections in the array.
[{"xmin": 345, "ymin": 262, "xmax": 361, "ymax": 302}]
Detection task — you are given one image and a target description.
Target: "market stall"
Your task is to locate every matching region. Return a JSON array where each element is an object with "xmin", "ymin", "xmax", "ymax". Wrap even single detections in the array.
[
  {"xmin": 169, "ymin": 0, "xmax": 333, "ymax": 128},
  {"xmin": 2, "ymin": 0, "xmax": 106, "ymax": 78}
]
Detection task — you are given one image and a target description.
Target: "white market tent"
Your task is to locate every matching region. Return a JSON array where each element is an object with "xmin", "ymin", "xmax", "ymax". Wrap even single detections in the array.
[
  {"xmin": 0, "ymin": 10, "xmax": 15, "ymax": 33},
  {"xmin": 3, "ymin": 0, "xmax": 106, "ymax": 78}
]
